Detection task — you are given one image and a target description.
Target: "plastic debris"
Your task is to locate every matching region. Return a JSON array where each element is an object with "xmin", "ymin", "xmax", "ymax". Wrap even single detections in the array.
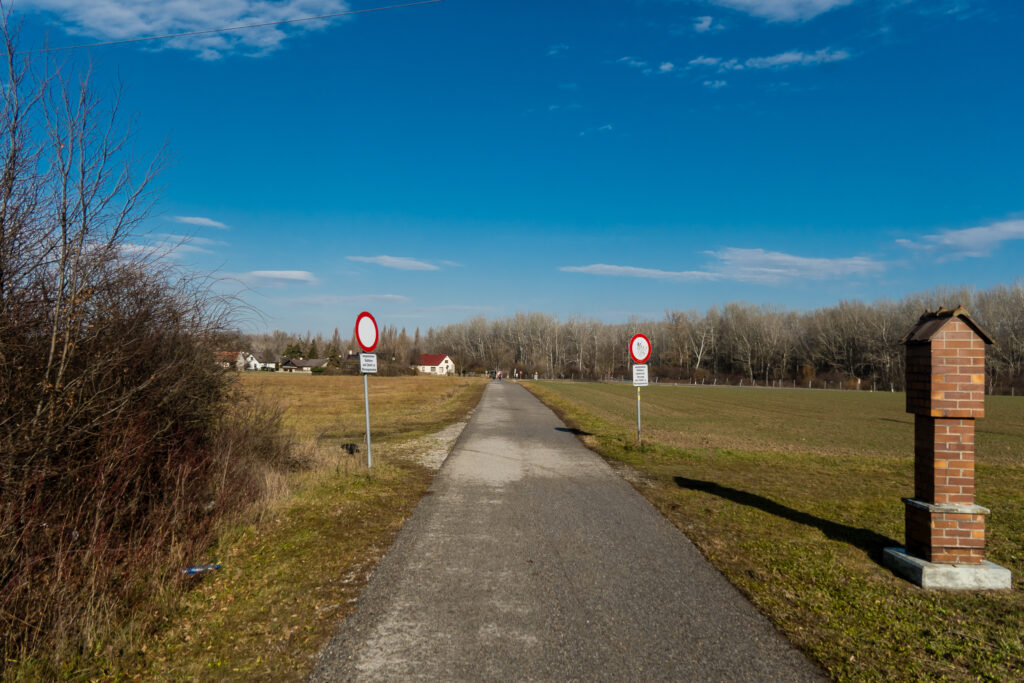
[{"xmin": 182, "ymin": 562, "xmax": 221, "ymax": 576}]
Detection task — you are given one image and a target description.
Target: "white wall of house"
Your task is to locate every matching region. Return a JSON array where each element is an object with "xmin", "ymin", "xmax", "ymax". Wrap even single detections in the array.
[{"xmin": 416, "ymin": 356, "xmax": 455, "ymax": 375}]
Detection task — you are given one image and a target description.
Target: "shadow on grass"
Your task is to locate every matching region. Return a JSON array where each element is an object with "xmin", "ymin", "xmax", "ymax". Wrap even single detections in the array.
[
  {"xmin": 556, "ymin": 427, "xmax": 593, "ymax": 436},
  {"xmin": 673, "ymin": 476, "xmax": 899, "ymax": 564}
]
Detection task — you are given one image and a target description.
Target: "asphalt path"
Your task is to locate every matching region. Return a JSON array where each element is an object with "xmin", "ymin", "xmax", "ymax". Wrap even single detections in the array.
[{"xmin": 311, "ymin": 382, "xmax": 821, "ymax": 681}]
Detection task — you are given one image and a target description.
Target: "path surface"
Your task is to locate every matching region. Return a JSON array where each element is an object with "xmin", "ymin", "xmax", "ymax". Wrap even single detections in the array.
[{"xmin": 311, "ymin": 382, "xmax": 821, "ymax": 681}]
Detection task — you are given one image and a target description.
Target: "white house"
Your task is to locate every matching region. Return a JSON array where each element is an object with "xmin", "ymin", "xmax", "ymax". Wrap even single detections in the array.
[
  {"xmin": 242, "ymin": 352, "xmax": 276, "ymax": 371},
  {"xmin": 416, "ymin": 353, "xmax": 455, "ymax": 376},
  {"xmin": 279, "ymin": 357, "xmax": 329, "ymax": 373},
  {"xmin": 215, "ymin": 351, "xmax": 245, "ymax": 371}
]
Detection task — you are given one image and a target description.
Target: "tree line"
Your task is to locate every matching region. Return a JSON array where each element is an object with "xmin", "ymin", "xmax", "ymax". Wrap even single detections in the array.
[{"xmin": 414, "ymin": 284, "xmax": 1023, "ymax": 393}]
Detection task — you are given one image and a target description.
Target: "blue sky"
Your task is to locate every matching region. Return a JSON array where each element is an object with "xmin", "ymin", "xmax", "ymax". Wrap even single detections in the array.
[{"xmin": 13, "ymin": 0, "xmax": 1024, "ymax": 333}]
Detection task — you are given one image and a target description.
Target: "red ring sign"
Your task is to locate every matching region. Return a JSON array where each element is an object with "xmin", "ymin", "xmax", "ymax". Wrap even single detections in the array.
[
  {"xmin": 355, "ymin": 311, "xmax": 379, "ymax": 352},
  {"xmin": 629, "ymin": 333, "xmax": 651, "ymax": 364}
]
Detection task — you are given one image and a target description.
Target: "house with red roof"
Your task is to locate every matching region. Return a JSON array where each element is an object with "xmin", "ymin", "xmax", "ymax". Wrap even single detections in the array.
[{"xmin": 416, "ymin": 353, "xmax": 455, "ymax": 376}]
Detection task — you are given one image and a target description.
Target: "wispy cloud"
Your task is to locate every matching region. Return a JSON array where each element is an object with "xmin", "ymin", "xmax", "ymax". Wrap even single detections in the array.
[
  {"xmin": 617, "ymin": 56, "xmax": 648, "ymax": 69},
  {"xmin": 708, "ymin": 0, "xmax": 855, "ymax": 22},
  {"xmin": 704, "ymin": 80, "xmax": 728, "ymax": 89},
  {"xmin": 347, "ymin": 255, "xmax": 440, "ymax": 271},
  {"xmin": 690, "ymin": 48, "xmax": 850, "ymax": 72},
  {"xmin": 172, "ymin": 215, "xmax": 229, "ymax": 229},
  {"xmin": 659, "ymin": 61, "xmax": 675, "ymax": 73},
  {"xmin": 562, "ymin": 248, "xmax": 884, "ymax": 284},
  {"xmin": 693, "ymin": 15, "xmax": 724, "ymax": 32},
  {"xmin": 896, "ymin": 219, "xmax": 1024, "ymax": 258},
  {"xmin": 560, "ymin": 264, "xmax": 718, "ymax": 281},
  {"xmin": 159, "ymin": 234, "xmax": 229, "ymax": 247},
  {"xmin": 276, "ymin": 293, "xmax": 409, "ymax": 305},
  {"xmin": 239, "ymin": 270, "xmax": 318, "ymax": 287},
  {"xmin": 579, "ymin": 124, "xmax": 614, "ymax": 137},
  {"xmin": 744, "ymin": 48, "xmax": 850, "ymax": 69},
  {"xmin": 708, "ymin": 247, "xmax": 884, "ymax": 283},
  {"xmin": 689, "ymin": 56, "xmax": 721, "ymax": 67},
  {"xmin": 16, "ymin": 0, "xmax": 351, "ymax": 60},
  {"xmin": 547, "ymin": 43, "xmax": 569, "ymax": 56}
]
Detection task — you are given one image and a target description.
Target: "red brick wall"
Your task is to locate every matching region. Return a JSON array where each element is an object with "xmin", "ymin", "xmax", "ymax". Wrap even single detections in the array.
[
  {"xmin": 913, "ymin": 416, "xmax": 976, "ymax": 505},
  {"xmin": 905, "ymin": 319, "xmax": 986, "ymax": 419},
  {"xmin": 906, "ymin": 505, "xmax": 986, "ymax": 564}
]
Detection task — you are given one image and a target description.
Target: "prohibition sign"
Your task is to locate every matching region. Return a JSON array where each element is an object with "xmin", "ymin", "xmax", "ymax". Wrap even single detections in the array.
[
  {"xmin": 355, "ymin": 311, "xmax": 379, "ymax": 352},
  {"xmin": 629, "ymin": 333, "xmax": 651, "ymax": 365}
]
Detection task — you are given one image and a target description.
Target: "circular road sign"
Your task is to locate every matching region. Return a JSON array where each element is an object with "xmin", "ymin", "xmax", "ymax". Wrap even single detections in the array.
[
  {"xmin": 355, "ymin": 311, "xmax": 379, "ymax": 352},
  {"xmin": 629, "ymin": 333, "xmax": 651, "ymax": 364}
]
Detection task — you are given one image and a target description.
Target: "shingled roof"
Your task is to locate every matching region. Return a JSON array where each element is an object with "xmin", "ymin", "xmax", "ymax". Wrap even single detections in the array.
[
  {"xmin": 418, "ymin": 353, "xmax": 450, "ymax": 366},
  {"xmin": 900, "ymin": 305, "xmax": 995, "ymax": 345}
]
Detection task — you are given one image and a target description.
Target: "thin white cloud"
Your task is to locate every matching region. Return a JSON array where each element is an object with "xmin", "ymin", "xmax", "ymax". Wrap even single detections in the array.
[
  {"xmin": 547, "ymin": 43, "xmax": 569, "ymax": 56},
  {"xmin": 659, "ymin": 61, "xmax": 675, "ymax": 73},
  {"xmin": 690, "ymin": 48, "xmax": 849, "ymax": 72},
  {"xmin": 560, "ymin": 264, "xmax": 719, "ymax": 282},
  {"xmin": 694, "ymin": 16, "xmax": 714, "ymax": 32},
  {"xmin": 704, "ymin": 80, "xmax": 728, "ymax": 89},
  {"xmin": 617, "ymin": 56, "xmax": 647, "ymax": 69},
  {"xmin": 897, "ymin": 219, "xmax": 1024, "ymax": 258},
  {"xmin": 707, "ymin": 247, "xmax": 884, "ymax": 283},
  {"xmin": 278, "ymin": 293, "xmax": 409, "ymax": 305},
  {"xmin": 579, "ymin": 124, "xmax": 614, "ymax": 137},
  {"xmin": 16, "ymin": 0, "xmax": 351, "ymax": 59},
  {"xmin": 172, "ymin": 215, "xmax": 229, "ymax": 229},
  {"xmin": 744, "ymin": 48, "xmax": 850, "ymax": 69},
  {"xmin": 562, "ymin": 248, "xmax": 884, "ymax": 284},
  {"xmin": 347, "ymin": 255, "xmax": 440, "ymax": 271},
  {"xmin": 708, "ymin": 0, "xmax": 855, "ymax": 22},
  {"xmin": 159, "ymin": 234, "xmax": 229, "ymax": 247},
  {"xmin": 240, "ymin": 270, "xmax": 318, "ymax": 287}
]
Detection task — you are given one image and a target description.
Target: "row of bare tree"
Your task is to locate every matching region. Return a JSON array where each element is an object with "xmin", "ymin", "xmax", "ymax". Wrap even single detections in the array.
[{"xmin": 416, "ymin": 284, "xmax": 1024, "ymax": 393}]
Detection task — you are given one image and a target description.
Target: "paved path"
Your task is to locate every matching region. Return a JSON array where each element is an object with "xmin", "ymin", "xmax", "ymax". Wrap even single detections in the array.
[{"xmin": 312, "ymin": 382, "xmax": 821, "ymax": 681}]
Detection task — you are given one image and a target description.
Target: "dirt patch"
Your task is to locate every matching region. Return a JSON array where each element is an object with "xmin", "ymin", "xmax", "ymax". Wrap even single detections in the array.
[{"xmin": 397, "ymin": 419, "xmax": 470, "ymax": 470}]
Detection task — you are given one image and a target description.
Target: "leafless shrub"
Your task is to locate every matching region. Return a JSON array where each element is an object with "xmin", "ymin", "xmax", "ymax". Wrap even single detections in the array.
[{"xmin": 0, "ymin": 16, "xmax": 292, "ymax": 672}]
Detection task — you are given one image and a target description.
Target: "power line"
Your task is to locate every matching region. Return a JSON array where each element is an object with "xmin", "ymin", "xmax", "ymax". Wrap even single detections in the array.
[{"xmin": 17, "ymin": 0, "xmax": 443, "ymax": 55}]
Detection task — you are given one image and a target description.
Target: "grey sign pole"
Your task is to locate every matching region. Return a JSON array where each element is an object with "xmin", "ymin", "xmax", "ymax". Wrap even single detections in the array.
[
  {"xmin": 363, "ymin": 372, "xmax": 372, "ymax": 467},
  {"xmin": 637, "ymin": 385, "xmax": 642, "ymax": 446}
]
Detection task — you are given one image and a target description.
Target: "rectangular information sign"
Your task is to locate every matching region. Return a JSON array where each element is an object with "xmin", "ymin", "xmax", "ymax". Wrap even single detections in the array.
[
  {"xmin": 360, "ymin": 353, "xmax": 378, "ymax": 374},
  {"xmin": 632, "ymin": 363, "xmax": 648, "ymax": 387}
]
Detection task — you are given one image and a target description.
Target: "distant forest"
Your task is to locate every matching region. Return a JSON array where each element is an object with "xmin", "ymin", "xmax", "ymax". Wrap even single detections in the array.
[{"xmin": 242, "ymin": 283, "xmax": 1024, "ymax": 394}]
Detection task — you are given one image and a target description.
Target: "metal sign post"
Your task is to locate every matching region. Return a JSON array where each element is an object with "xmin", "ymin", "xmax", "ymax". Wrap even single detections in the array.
[
  {"xmin": 637, "ymin": 385, "xmax": 642, "ymax": 445},
  {"xmin": 630, "ymin": 334, "xmax": 651, "ymax": 446},
  {"xmin": 355, "ymin": 312, "xmax": 379, "ymax": 467}
]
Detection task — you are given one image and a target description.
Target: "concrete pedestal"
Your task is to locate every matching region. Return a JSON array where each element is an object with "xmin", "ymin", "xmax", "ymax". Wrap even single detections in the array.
[{"xmin": 883, "ymin": 547, "xmax": 1011, "ymax": 590}]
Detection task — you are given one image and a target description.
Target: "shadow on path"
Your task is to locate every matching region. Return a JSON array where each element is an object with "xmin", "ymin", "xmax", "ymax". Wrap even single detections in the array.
[
  {"xmin": 673, "ymin": 476, "xmax": 899, "ymax": 564},
  {"xmin": 556, "ymin": 427, "xmax": 593, "ymax": 436}
]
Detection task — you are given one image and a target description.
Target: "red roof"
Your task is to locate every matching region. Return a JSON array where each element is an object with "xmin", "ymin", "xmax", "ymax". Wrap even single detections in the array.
[
  {"xmin": 215, "ymin": 351, "xmax": 242, "ymax": 362},
  {"xmin": 418, "ymin": 353, "xmax": 450, "ymax": 366}
]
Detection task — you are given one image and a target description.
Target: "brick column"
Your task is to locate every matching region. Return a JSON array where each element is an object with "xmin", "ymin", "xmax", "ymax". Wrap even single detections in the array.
[{"xmin": 902, "ymin": 312, "xmax": 989, "ymax": 564}]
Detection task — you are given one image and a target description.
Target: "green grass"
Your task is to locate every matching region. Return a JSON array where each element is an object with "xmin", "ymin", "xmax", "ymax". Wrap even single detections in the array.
[{"xmin": 523, "ymin": 381, "xmax": 1024, "ymax": 681}]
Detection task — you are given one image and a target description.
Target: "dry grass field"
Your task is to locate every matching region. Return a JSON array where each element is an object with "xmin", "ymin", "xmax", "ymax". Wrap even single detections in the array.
[
  {"xmin": 116, "ymin": 374, "xmax": 486, "ymax": 681},
  {"xmin": 524, "ymin": 381, "xmax": 1024, "ymax": 682}
]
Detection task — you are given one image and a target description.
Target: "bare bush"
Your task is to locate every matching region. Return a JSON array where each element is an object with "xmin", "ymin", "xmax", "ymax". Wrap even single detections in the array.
[{"xmin": 0, "ymin": 19, "xmax": 292, "ymax": 671}]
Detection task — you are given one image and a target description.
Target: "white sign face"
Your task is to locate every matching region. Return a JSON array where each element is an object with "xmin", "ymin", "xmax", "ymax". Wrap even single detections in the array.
[
  {"xmin": 632, "ymin": 364, "xmax": 649, "ymax": 387},
  {"xmin": 356, "ymin": 314, "xmax": 378, "ymax": 352},
  {"xmin": 360, "ymin": 353, "xmax": 378, "ymax": 374},
  {"xmin": 630, "ymin": 334, "xmax": 651, "ymax": 364}
]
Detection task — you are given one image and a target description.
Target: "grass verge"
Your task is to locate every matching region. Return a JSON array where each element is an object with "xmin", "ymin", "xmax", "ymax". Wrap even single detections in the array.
[
  {"xmin": 90, "ymin": 375, "xmax": 483, "ymax": 681},
  {"xmin": 523, "ymin": 381, "xmax": 1024, "ymax": 681}
]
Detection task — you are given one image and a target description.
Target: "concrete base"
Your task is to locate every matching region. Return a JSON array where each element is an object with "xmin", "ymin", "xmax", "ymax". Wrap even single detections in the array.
[{"xmin": 884, "ymin": 547, "xmax": 1012, "ymax": 590}]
